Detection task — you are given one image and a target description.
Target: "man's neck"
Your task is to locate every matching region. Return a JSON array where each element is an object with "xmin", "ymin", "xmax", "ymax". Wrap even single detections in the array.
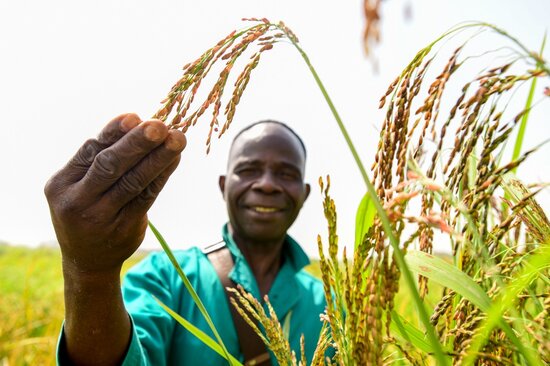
[{"xmin": 229, "ymin": 229, "xmax": 285, "ymax": 297}]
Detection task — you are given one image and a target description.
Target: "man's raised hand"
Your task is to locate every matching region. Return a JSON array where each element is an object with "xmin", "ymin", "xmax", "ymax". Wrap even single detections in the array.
[{"xmin": 44, "ymin": 113, "xmax": 186, "ymax": 275}]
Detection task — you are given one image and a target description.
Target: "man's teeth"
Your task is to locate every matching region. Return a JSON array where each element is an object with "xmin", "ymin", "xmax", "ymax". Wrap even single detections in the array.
[{"xmin": 252, "ymin": 206, "xmax": 278, "ymax": 213}]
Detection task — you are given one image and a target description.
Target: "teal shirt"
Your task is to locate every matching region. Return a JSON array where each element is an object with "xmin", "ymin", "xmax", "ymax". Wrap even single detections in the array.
[{"xmin": 59, "ymin": 225, "xmax": 327, "ymax": 365}]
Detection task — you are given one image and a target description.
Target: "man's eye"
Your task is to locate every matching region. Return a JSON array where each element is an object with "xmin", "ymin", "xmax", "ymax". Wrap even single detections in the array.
[
  {"xmin": 237, "ymin": 167, "xmax": 257, "ymax": 175},
  {"xmin": 280, "ymin": 170, "xmax": 299, "ymax": 180}
]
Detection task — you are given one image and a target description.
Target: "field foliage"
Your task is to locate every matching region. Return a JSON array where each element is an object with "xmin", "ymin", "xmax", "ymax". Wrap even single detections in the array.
[
  {"xmin": 150, "ymin": 18, "xmax": 549, "ymax": 365},
  {"xmin": 0, "ymin": 245, "xmax": 144, "ymax": 365}
]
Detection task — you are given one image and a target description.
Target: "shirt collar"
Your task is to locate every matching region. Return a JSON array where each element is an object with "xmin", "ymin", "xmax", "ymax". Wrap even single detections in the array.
[
  {"xmin": 221, "ymin": 223, "xmax": 309, "ymax": 321},
  {"xmin": 221, "ymin": 223, "xmax": 310, "ymax": 272}
]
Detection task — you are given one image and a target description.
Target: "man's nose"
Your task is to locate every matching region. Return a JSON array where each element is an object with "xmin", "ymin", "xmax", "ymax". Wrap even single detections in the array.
[{"xmin": 252, "ymin": 171, "xmax": 281, "ymax": 193}]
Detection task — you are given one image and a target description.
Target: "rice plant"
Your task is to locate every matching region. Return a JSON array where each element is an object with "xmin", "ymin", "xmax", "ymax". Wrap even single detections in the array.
[{"xmin": 151, "ymin": 19, "xmax": 549, "ymax": 365}]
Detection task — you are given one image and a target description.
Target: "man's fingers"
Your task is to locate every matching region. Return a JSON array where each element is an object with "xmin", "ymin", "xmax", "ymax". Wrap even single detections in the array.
[
  {"xmin": 121, "ymin": 155, "xmax": 182, "ymax": 221},
  {"xmin": 76, "ymin": 120, "xmax": 172, "ymax": 199},
  {"xmin": 101, "ymin": 130, "xmax": 186, "ymax": 210},
  {"xmin": 59, "ymin": 114, "xmax": 141, "ymax": 185},
  {"xmin": 97, "ymin": 113, "xmax": 141, "ymax": 145},
  {"xmin": 44, "ymin": 114, "xmax": 141, "ymax": 201}
]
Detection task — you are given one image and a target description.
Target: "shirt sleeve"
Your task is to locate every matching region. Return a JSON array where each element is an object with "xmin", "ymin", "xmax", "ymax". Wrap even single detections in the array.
[
  {"xmin": 56, "ymin": 315, "xmax": 147, "ymax": 366},
  {"xmin": 121, "ymin": 252, "xmax": 179, "ymax": 366}
]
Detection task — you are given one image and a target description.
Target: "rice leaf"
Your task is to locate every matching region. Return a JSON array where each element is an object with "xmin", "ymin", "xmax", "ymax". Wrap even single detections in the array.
[
  {"xmin": 461, "ymin": 245, "xmax": 550, "ymax": 366},
  {"xmin": 282, "ymin": 310, "xmax": 292, "ymax": 341},
  {"xmin": 405, "ymin": 250, "xmax": 491, "ymax": 311},
  {"xmin": 148, "ymin": 221, "xmax": 236, "ymax": 365},
  {"xmin": 153, "ymin": 297, "xmax": 243, "ymax": 366},
  {"xmin": 406, "ymin": 251, "xmax": 541, "ymax": 364},
  {"xmin": 390, "ymin": 311, "xmax": 449, "ymax": 355},
  {"xmin": 354, "ymin": 191, "xmax": 377, "ymax": 249}
]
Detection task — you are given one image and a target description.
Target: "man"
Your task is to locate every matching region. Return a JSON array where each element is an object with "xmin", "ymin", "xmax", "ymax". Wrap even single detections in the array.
[{"xmin": 45, "ymin": 113, "xmax": 327, "ymax": 365}]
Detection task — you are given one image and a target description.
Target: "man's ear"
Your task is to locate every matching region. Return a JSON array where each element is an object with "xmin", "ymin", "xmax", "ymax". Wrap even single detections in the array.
[
  {"xmin": 218, "ymin": 175, "xmax": 226, "ymax": 198},
  {"xmin": 304, "ymin": 183, "xmax": 311, "ymax": 201}
]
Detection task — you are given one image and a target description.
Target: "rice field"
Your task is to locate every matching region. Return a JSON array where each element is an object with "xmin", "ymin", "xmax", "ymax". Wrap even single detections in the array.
[{"xmin": 0, "ymin": 244, "xmax": 144, "ymax": 365}]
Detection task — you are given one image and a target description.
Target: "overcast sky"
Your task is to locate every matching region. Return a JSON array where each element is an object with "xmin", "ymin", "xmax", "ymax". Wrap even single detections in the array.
[{"xmin": 1, "ymin": 0, "xmax": 548, "ymax": 256}]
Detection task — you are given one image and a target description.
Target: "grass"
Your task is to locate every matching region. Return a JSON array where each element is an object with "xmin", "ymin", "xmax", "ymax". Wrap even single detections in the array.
[
  {"xmin": 0, "ymin": 244, "xmax": 63, "ymax": 366},
  {"xmin": 0, "ymin": 244, "xmax": 144, "ymax": 366}
]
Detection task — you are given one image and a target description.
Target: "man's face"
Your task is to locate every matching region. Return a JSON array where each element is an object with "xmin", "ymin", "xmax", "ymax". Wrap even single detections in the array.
[{"xmin": 219, "ymin": 123, "xmax": 310, "ymax": 244}]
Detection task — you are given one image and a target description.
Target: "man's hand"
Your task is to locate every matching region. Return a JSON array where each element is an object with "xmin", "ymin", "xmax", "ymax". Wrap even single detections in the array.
[
  {"xmin": 45, "ymin": 113, "xmax": 186, "ymax": 364},
  {"xmin": 45, "ymin": 113, "xmax": 186, "ymax": 274}
]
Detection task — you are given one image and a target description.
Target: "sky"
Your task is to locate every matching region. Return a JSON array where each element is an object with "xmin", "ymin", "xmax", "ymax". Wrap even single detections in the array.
[{"xmin": 1, "ymin": 0, "xmax": 549, "ymax": 257}]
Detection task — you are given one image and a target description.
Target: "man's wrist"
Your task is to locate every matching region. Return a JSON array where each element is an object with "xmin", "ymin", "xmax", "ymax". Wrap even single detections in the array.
[{"xmin": 62, "ymin": 260, "xmax": 123, "ymax": 292}]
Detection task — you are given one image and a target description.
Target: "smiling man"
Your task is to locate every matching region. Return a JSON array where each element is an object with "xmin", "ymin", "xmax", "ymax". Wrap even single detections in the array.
[
  {"xmin": 45, "ymin": 114, "xmax": 327, "ymax": 366},
  {"xmin": 219, "ymin": 121, "xmax": 311, "ymax": 294}
]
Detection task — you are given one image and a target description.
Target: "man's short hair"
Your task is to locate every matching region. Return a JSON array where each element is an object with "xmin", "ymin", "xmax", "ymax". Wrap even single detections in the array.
[{"xmin": 230, "ymin": 120, "xmax": 307, "ymax": 158}]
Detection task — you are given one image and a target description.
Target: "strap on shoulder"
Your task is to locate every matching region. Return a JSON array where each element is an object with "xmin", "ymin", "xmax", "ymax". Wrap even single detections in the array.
[
  {"xmin": 205, "ymin": 241, "xmax": 271, "ymax": 366},
  {"xmin": 202, "ymin": 240, "xmax": 226, "ymax": 254}
]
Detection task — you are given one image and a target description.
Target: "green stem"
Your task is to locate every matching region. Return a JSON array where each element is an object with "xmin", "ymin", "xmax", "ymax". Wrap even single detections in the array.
[
  {"xmin": 283, "ymin": 28, "xmax": 450, "ymax": 366},
  {"xmin": 288, "ymin": 39, "xmax": 370, "ymax": 185},
  {"xmin": 447, "ymin": 22, "xmax": 549, "ymax": 75},
  {"xmin": 511, "ymin": 34, "xmax": 546, "ymax": 173}
]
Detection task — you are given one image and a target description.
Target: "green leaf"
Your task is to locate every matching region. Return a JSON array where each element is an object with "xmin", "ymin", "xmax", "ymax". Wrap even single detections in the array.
[
  {"xmin": 406, "ymin": 250, "xmax": 543, "ymax": 365},
  {"xmin": 390, "ymin": 311, "xmax": 447, "ymax": 355},
  {"xmin": 154, "ymin": 297, "xmax": 243, "ymax": 366},
  {"xmin": 354, "ymin": 191, "xmax": 377, "ymax": 248},
  {"xmin": 282, "ymin": 310, "xmax": 292, "ymax": 341},
  {"xmin": 405, "ymin": 250, "xmax": 492, "ymax": 311},
  {"xmin": 462, "ymin": 245, "xmax": 550, "ymax": 366},
  {"xmin": 148, "ymin": 221, "xmax": 236, "ymax": 365}
]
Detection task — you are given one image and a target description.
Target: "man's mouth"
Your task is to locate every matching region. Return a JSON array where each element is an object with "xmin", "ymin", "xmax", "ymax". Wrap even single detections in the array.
[{"xmin": 249, "ymin": 206, "xmax": 281, "ymax": 213}]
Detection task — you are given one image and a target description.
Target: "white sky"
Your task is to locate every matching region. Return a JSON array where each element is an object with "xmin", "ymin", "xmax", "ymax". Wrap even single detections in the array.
[{"xmin": 1, "ymin": 0, "xmax": 549, "ymax": 256}]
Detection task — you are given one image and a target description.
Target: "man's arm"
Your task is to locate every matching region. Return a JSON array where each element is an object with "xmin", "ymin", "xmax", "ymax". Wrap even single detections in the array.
[{"xmin": 44, "ymin": 113, "xmax": 186, "ymax": 365}]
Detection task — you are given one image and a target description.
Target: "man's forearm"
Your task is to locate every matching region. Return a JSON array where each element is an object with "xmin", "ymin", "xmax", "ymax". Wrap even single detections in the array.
[{"xmin": 62, "ymin": 266, "xmax": 131, "ymax": 366}]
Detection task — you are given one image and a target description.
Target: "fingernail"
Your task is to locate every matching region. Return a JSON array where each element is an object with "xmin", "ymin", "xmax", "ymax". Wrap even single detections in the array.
[
  {"xmin": 120, "ymin": 114, "xmax": 140, "ymax": 132},
  {"xmin": 144, "ymin": 125, "xmax": 163, "ymax": 141},
  {"xmin": 165, "ymin": 132, "xmax": 186, "ymax": 151}
]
